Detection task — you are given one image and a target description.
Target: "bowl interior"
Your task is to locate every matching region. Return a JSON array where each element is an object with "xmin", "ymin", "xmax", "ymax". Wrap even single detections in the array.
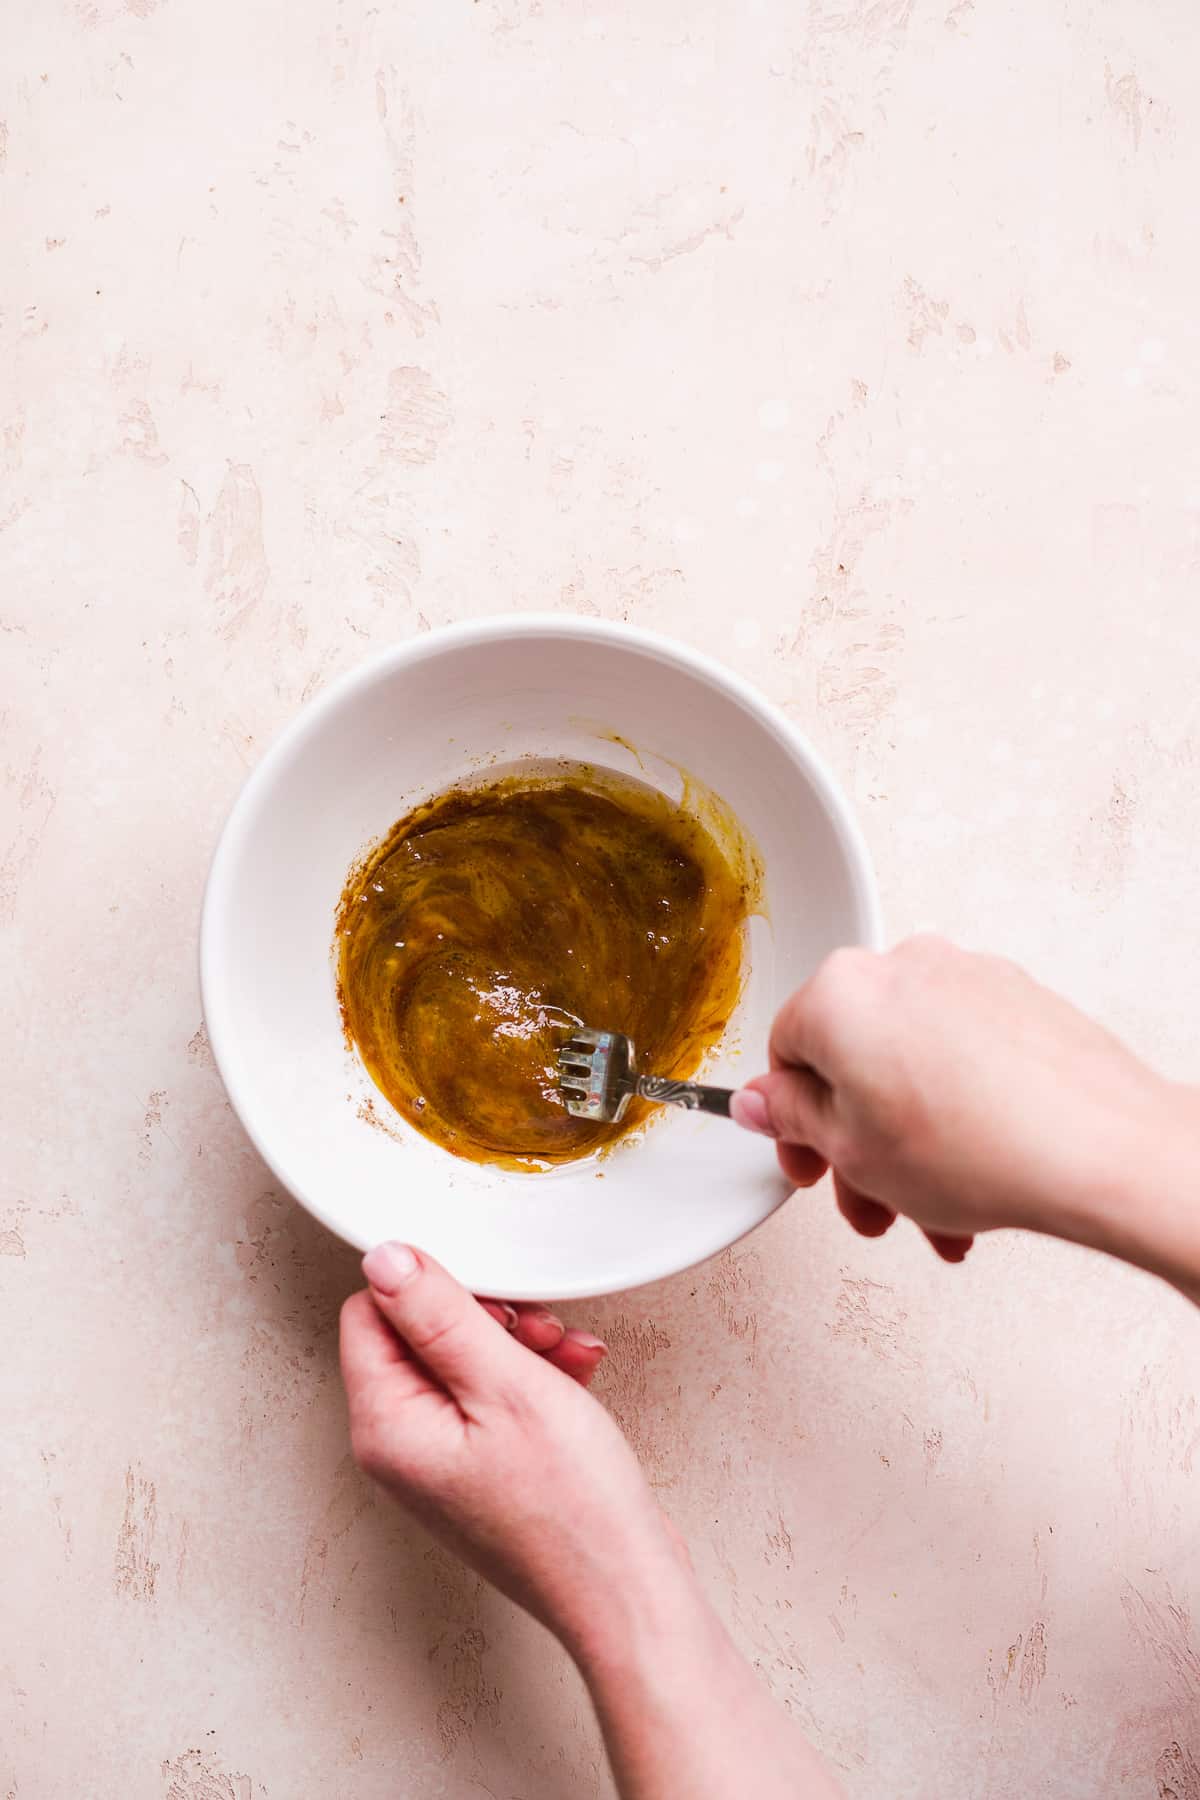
[{"xmin": 202, "ymin": 622, "xmax": 879, "ymax": 1298}]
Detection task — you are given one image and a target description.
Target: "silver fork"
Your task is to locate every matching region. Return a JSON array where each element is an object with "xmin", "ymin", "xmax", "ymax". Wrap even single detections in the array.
[{"xmin": 557, "ymin": 1026, "xmax": 734, "ymax": 1123}]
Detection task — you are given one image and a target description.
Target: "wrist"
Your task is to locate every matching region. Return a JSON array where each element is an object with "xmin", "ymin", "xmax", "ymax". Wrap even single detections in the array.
[
  {"xmin": 559, "ymin": 1542, "xmax": 726, "ymax": 1688},
  {"xmin": 1075, "ymin": 1078, "xmax": 1200, "ymax": 1298}
]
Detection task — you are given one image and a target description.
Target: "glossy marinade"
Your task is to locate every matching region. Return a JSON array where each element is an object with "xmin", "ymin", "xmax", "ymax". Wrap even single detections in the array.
[{"xmin": 336, "ymin": 764, "xmax": 753, "ymax": 1170}]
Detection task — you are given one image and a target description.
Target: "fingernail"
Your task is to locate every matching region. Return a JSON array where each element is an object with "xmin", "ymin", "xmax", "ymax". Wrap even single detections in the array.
[
  {"xmin": 570, "ymin": 1333, "xmax": 608, "ymax": 1354},
  {"xmin": 482, "ymin": 1301, "xmax": 519, "ymax": 1331},
  {"xmin": 731, "ymin": 1088, "xmax": 777, "ymax": 1137},
  {"xmin": 362, "ymin": 1242, "xmax": 419, "ymax": 1294},
  {"xmin": 530, "ymin": 1305, "xmax": 564, "ymax": 1332}
]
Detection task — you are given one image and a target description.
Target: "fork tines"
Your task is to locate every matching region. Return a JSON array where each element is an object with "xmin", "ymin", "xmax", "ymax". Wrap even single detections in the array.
[
  {"xmin": 557, "ymin": 1038, "xmax": 599, "ymax": 1091},
  {"xmin": 556, "ymin": 1030, "xmax": 608, "ymax": 1115}
]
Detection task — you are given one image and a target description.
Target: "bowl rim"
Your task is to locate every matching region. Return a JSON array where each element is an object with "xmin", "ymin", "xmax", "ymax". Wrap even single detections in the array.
[{"xmin": 200, "ymin": 613, "xmax": 884, "ymax": 1297}]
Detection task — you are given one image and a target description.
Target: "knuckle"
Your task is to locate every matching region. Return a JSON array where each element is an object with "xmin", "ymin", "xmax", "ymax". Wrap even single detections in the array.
[
  {"xmin": 895, "ymin": 932, "xmax": 951, "ymax": 965},
  {"xmin": 816, "ymin": 944, "xmax": 874, "ymax": 996},
  {"xmin": 774, "ymin": 949, "xmax": 881, "ymax": 1069},
  {"xmin": 805, "ymin": 946, "xmax": 875, "ymax": 1025},
  {"xmin": 771, "ymin": 970, "xmax": 808, "ymax": 1024},
  {"xmin": 407, "ymin": 1313, "xmax": 463, "ymax": 1364},
  {"xmin": 769, "ymin": 989, "xmax": 808, "ymax": 1064}
]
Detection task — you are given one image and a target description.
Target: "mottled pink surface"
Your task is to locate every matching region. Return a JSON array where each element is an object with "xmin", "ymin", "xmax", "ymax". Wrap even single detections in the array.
[{"xmin": 4, "ymin": 1, "xmax": 1200, "ymax": 1795}]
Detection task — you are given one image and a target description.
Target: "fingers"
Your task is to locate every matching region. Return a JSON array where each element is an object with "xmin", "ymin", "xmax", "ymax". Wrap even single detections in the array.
[
  {"xmin": 833, "ymin": 1171, "xmax": 896, "ymax": 1239},
  {"xmin": 362, "ymin": 1242, "xmax": 522, "ymax": 1405},
  {"xmin": 480, "ymin": 1301, "xmax": 606, "ymax": 1382},
  {"xmin": 924, "ymin": 1230, "xmax": 975, "ymax": 1263},
  {"xmin": 363, "ymin": 1251, "xmax": 605, "ymax": 1399},
  {"xmin": 477, "ymin": 1298, "xmax": 571, "ymax": 1352},
  {"xmin": 731, "ymin": 1066, "xmax": 832, "ymax": 1150},
  {"xmin": 831, "ymin": 1178, "xmax": 973, "ymax": 1262},
  {"xmin": 543, "ymin": 1329, "xmax": 608, "ymax": 1386},
  {"xmin": 479, "ymin": 1300, "xmax": 519, "ymax": 1331},
  {"xmin": 775, "ymin": 1140, "xmax": 830, "ymax": 1189},
  {"xmin": 461, "ymin": 1298, "xmax": 578, "ymax": 1351},
  {"xmin": 509, "ymin": 1303, "xmax": 567, "ymax": 1353}
]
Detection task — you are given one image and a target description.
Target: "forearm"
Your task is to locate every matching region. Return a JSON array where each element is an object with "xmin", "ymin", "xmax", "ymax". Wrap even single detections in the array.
[
  {"xmin": 568, "ymin": 1562, "xmax": 842, "ymax": 1800},
  {"xmin": 1054, "ymin": 1078, "xmax": 1200, "ymax": 1305}
]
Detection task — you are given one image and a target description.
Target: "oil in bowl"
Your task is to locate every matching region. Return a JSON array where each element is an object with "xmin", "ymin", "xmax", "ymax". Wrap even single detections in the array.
[{"xmin": 335, "ymin": 761, "xmax": 760, "ymax": 1170}]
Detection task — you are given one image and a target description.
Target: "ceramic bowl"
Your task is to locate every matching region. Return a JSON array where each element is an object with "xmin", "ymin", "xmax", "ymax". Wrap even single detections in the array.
[{"xmin": 200, "ymin": 615, "xmax": 881, "ymax": 1298}]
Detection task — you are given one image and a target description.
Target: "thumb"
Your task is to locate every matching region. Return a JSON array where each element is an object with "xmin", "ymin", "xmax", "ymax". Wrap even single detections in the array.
[
  {"xmin": 361, "ymin": 1242, "xmax": 521, "ymax": 1403},
  {"xmin": 731, "ymin": 1067, "xmax": 831, "ymax": 1150}
]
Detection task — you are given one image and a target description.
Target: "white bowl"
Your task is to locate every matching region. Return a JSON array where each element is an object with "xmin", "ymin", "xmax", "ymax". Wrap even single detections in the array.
[{"xmin": 201, "ymin": 616, "xmax": 881, "ymax": 1299}]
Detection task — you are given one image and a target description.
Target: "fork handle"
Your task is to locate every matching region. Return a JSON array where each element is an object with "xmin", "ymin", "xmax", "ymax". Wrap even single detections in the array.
[{"xmin": 634, "ymin": 1075, "xmax": 734, "ymax": 1117}]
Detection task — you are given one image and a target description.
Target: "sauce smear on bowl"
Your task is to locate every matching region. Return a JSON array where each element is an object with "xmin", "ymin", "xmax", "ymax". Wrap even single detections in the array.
[{"xmin": 336, "ymin": 763, "xmax": 756, "ymax": 1169}]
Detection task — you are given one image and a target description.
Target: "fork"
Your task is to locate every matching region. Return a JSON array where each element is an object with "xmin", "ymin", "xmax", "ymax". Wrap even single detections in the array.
[{"xmin": 557, "ymin": 1025, "xmax": 734, "ymax": 1123}]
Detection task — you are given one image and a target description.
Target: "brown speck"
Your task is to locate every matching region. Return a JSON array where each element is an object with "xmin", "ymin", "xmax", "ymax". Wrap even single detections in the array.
[
  {"xmin": 1018, "ymin": 1620, "xmax": 1048, "ymax": 1704},
  {"xmin": 161, "ymin": 1749, "xmax": 255, "ymax": 1800},
  {"xmin": 115, "ymin": 1463, "xmax": 159, "ymax": 1601},
  {"xmin": 1155, "ymin": 1740, "xmax": 1200, "ymax": 1800},
  {"xmin": 765, "ymin": 1511, "xmax": 793, "ymax": 1567},
  {"xmin": 830, "ymin": 1273, "xmax": 917, "ymax": 1369},
  {"xmin": 357, "ymin": 1096, "xmax": 406, "ymax": 1143},
  {"xmin": 139, "ymin": 1088, "xmax": 170, "ymax": 1165},
  {"xmin": 706, "ymin": 1246, "xmax": 761, "ymax": 1353}
]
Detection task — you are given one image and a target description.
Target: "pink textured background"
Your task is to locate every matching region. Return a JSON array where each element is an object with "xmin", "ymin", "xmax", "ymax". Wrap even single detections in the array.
[{"xmin": 4, "ymin": 1, "xmax": 1200, "ymax": 1795}]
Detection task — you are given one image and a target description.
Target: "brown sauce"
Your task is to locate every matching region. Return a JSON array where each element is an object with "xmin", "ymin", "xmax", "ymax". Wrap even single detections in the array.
[{"xmin": 335, "ymin": 762, "xmax": 753, "ymax": 1170}]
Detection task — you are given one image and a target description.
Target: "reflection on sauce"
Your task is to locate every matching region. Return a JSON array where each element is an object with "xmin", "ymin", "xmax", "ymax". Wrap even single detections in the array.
[{"xmin": 335, "ymin": 762, "xmax": 757, "ymax": 1170}]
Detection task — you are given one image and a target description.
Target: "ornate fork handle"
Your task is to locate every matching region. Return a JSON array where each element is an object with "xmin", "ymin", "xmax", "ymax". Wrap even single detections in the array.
[{"xmin": 634, "ymin": 1075, "xmax": 734, "ymax": 1117}]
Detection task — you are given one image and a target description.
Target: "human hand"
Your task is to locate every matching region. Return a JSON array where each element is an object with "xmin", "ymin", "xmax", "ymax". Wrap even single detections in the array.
[
  {"xmin": 731, "ymin": 936, "xmax": 1186, "ymax": 1268},
  {"xmin": 340, "ymin": 1245, "xmax": 692, "ymax": 1660},
  {"xmin": 342, "ymin": 1245, "xmax": 843, "ymax": 1800},
  {"xmin": 474, "ymin": 1294, "xmax": 610, "ymax": 1384}
]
